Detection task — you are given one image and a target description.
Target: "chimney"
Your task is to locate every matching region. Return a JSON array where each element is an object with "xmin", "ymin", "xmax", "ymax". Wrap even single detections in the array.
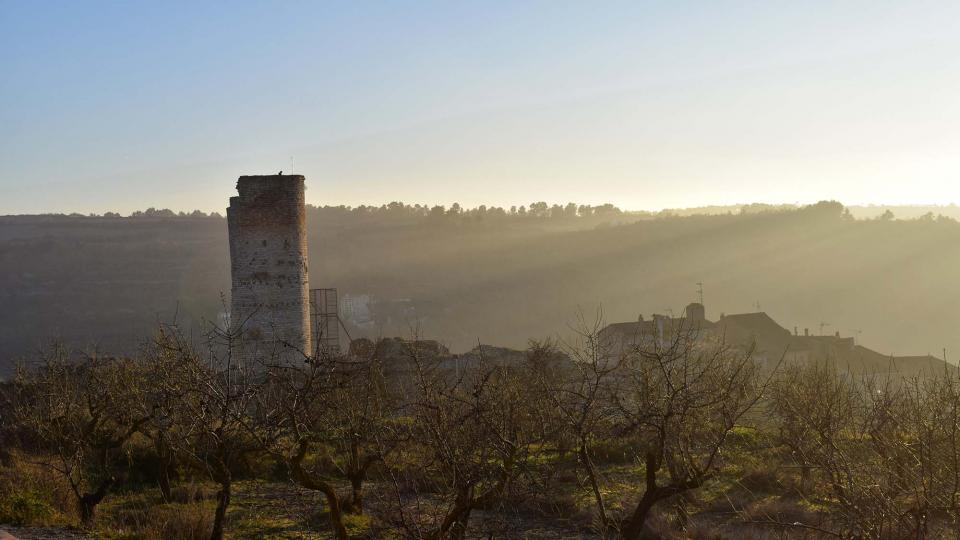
[
  {"xmin": 652, "ymin": 314, "xmax": 668, "ymax": 342},
  {"xmin": 804, "ymin": 328, "xmax": 810, "ymax": 337},
  {"xmin": 835, "ymin": 331, "xmax": 840, "ymax": 338},
  {"xmin": 685, "ymin": 302, "xmax": 705, "ymax": 322}
]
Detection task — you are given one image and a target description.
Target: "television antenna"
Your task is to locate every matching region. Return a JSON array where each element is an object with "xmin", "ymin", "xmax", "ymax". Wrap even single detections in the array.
[{"xmin": 696, "ymin": 282, "xmax": 704, "ymax": 305}]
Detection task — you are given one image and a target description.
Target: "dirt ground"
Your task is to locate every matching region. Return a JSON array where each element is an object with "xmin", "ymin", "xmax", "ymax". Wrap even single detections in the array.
[{"xmin": 0, "ymin": 527, "xmax": 90, "ymax": 540}]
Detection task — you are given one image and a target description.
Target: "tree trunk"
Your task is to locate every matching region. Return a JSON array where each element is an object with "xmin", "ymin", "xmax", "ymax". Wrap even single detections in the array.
[
  {"xmin": 621, "ymin": 491, "xmax": 660, "ymax": 540},
  {"xmin": 289, "ymin": 448, "xmax": 349, "ymax": 540},
  {"xmin": 447, "ymin": 507, "xmax": 472, "ymax": 540},
  {"xmin": 158, "ymin": 464, "xmax": 172, "ymax": 503},
  {"xmin": 156, "ymin": 435, "xmax": 172, "ymax": 502},
  {"xmin": 346, "ymin": 471, "xmax": 364, "ymax": 514},
  {"xmin": 318, "ymin": 483, "xmax": 349, "ymax": 540},
  {"xmin": 621, "ymin": 451, "xmax": 665, "ymax": 540},
  {"xmin": 620, "ymin": 452, "xmax": 700, "ymax": 540},
  {"xmin": 78, "ymin": 494, "xmax": 101, "ymax": 524},
  {"xmin": 578, "ymin": 440, "xmax": 608, "ymax": 528},
  {"xmin": 78, "ymin": 477, "xmax": 113, "ymax": 524},
  {"xmin": 344, "ymin": 439, "xmax": 366, "ymax": 514},
  {"xmin": 435, "ymin": 487, "xmax": 475, "ymax": 540},
  {"xmin": 210, "ymin": 479, "xmax": 231, "ymax": 540},
  {"xmin": 799, "ymin": 465, "xmax": 811, "ymax": 496}
]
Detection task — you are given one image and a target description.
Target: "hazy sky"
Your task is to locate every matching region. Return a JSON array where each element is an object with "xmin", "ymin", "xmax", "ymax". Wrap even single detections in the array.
[{"xmin": 2, "ymin": 1, "xmax": 960, "ymax": 215}]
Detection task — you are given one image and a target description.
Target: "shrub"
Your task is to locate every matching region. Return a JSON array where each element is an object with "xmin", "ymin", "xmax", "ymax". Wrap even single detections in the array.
[
  {"xmin": 589, "ymin": 436, "xmax": 644, "ymax": 465},
  {"xmin": 0, "ymin": 492, "xmax": 54, "ymax": 526},
  {"xmin": 737, "ymin": 465, "xmax": 782, "ymax": 494},
  {"xmin": 121, "ymin": 434, "xmax": 171, "ymax": 489},
  {"xmin": 724, "ymin": 426, "xmax": 766, "ymax": 450},
  {"xmin": 0, "ymin": 452, "xmax": 75, "ymax": 525},
  {"xmin": 535, "ymin": 491, "xmax": 581, "ymax": 519},
  {"xmin": 169, "ymin": 483, "xmax": 215, "ymax": 504}
]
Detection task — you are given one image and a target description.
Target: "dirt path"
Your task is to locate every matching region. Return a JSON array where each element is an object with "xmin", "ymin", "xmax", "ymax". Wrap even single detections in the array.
[{"xmin": 0, "ymin": 527, "xmax": 90, "ymax": 540}]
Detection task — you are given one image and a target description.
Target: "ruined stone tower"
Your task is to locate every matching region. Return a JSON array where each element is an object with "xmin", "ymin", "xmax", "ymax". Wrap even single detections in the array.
[{"xmin": 227, "ymin": 175, "xmax": 311, "ymax": 362}]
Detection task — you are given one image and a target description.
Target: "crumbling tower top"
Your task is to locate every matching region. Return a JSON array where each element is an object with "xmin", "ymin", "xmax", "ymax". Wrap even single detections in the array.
[{"xmin": 229, "ymin": 174, "xmax": 306, "ymax": 225}]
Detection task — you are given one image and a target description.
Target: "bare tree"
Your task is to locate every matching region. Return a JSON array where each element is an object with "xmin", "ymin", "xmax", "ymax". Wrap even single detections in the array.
[
  {"xmin": 12, "ymin": 344, "xmax": 152, "ymax": 523},
  {"xmin": 390, "ymin": 341, "xmax": 545, "ymax": 540},
  {"xmin": 526, "ymin": 319, "xmax": 621, "ymax": 532},
  {"xmin": 767, "ymin": 360, "xmax": 960, "ymax": 539},
  {"xmin": 251, "ymin": 339, "xmax": 404, "ymax": 540},
  {"xmin": 146, "ymin": 324, "xmax": 267, "ymax": 540},
  {"xmin": 327, "ymin": 342, "xmax": 404, "ymax": 515},
  {"xmin": 770, "ymin": 361, "xmax": 857, "ymax": 498},
  {"xmin": 612, "ymin": 322, "xmax": 765, "ymax": 539}
]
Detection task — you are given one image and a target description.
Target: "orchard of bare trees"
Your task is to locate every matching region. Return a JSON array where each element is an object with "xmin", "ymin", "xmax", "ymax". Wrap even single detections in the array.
[{"xmin": 3, "ymin": 318, "xmax": 960, "ymax": 539}]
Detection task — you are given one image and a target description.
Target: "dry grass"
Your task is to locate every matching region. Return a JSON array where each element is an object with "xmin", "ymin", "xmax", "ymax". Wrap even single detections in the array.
[
  {"xmin": 101, "ymin": 497, "xmax": 213, "ymax": 540},
  {"xmin": 737, "ymin": 466, "xmax": 784, "ymax": 494},
  {"xmin": 0, "ymin": 451, "xmax": 77, "ymax": 526},
  {"xmin": 0, "ymin": 449, "xmax": 839, "ymax": 539},
  {"xmin": 739, "ymin": 496, "xmax": 817, "ymax": 525},
  {"xmin": 168, "ymin": 482, "xmax": 216, "ymax": 504}
]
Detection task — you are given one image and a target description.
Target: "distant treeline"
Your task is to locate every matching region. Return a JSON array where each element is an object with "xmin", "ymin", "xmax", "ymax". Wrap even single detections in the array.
[
  {"xmin": 20, "ymin": 201, "xmax": 960, "ymax": 222},
  {"xmin": 26, "ymin": 201, "xmax": 630, "ymax": 221}
]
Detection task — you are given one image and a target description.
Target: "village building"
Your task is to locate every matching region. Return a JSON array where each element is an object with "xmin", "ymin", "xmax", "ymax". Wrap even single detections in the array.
[{"xmin": 600, "ymin": 302, "xmax": 947, "ymax": 375}]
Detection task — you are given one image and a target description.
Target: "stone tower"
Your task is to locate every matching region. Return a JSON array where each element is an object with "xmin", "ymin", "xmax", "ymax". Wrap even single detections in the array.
[{"xmin": 227, "ymin": 174, "xmax": 311, "ymax": 363}]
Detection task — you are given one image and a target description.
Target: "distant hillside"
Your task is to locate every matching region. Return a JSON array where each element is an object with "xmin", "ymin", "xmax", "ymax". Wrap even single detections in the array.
[
  {"xmin": 2, "ymin": 201, "xmax": 959, "ymax": 374},
  {"xmin": 659, "ymin": 203, "xmax": 960, "ymax": 221}
]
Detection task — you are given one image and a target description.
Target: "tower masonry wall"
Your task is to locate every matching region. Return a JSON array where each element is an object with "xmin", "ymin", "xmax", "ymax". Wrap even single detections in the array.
[{"xmin": 227, "ymin": 175, "xmax": 311, "ymax": 362}]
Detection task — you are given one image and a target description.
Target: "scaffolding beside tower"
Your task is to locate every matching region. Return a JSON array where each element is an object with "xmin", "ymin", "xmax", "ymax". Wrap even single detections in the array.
[{"xmin": 310, "ymin": 288, "xmax": 346, "ymax": 358}]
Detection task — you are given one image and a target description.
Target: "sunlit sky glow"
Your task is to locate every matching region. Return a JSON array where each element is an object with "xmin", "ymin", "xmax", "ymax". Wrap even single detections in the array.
[{"xmin": 2, "ymin": 1, "xmax": 960, "ymax": 215}]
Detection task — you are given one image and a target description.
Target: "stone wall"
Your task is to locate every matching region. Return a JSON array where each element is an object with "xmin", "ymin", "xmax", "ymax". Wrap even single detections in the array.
[{"xmin": 227, "ymin": 175, "xmax": 311, "ymax": 363}]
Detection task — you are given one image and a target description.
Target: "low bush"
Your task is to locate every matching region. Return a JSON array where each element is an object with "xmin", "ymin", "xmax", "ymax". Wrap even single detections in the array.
[
  {"xmin": 168, "ymin": 483, "xmax": 215, "ymax": 504},
  {"xmin": 0, "ymin": 491, "xmax": 54, "ymax": 526},
  {"xmin": 737, "ymin": 465, "xmax": 783, "ymax": 494},
  {"xmin": 589, "ymin": 436, "xmax": 645, "ymax": 465},
  {"xmin": 0, "ymin": 452, "xmax": 75, "ymax": 525}
]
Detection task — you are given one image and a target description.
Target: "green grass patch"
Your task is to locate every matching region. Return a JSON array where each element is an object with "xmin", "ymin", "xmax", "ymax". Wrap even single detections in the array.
[{"xmin": 0, "ymin": 491, "xmax": 56, "ymax": 526}]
